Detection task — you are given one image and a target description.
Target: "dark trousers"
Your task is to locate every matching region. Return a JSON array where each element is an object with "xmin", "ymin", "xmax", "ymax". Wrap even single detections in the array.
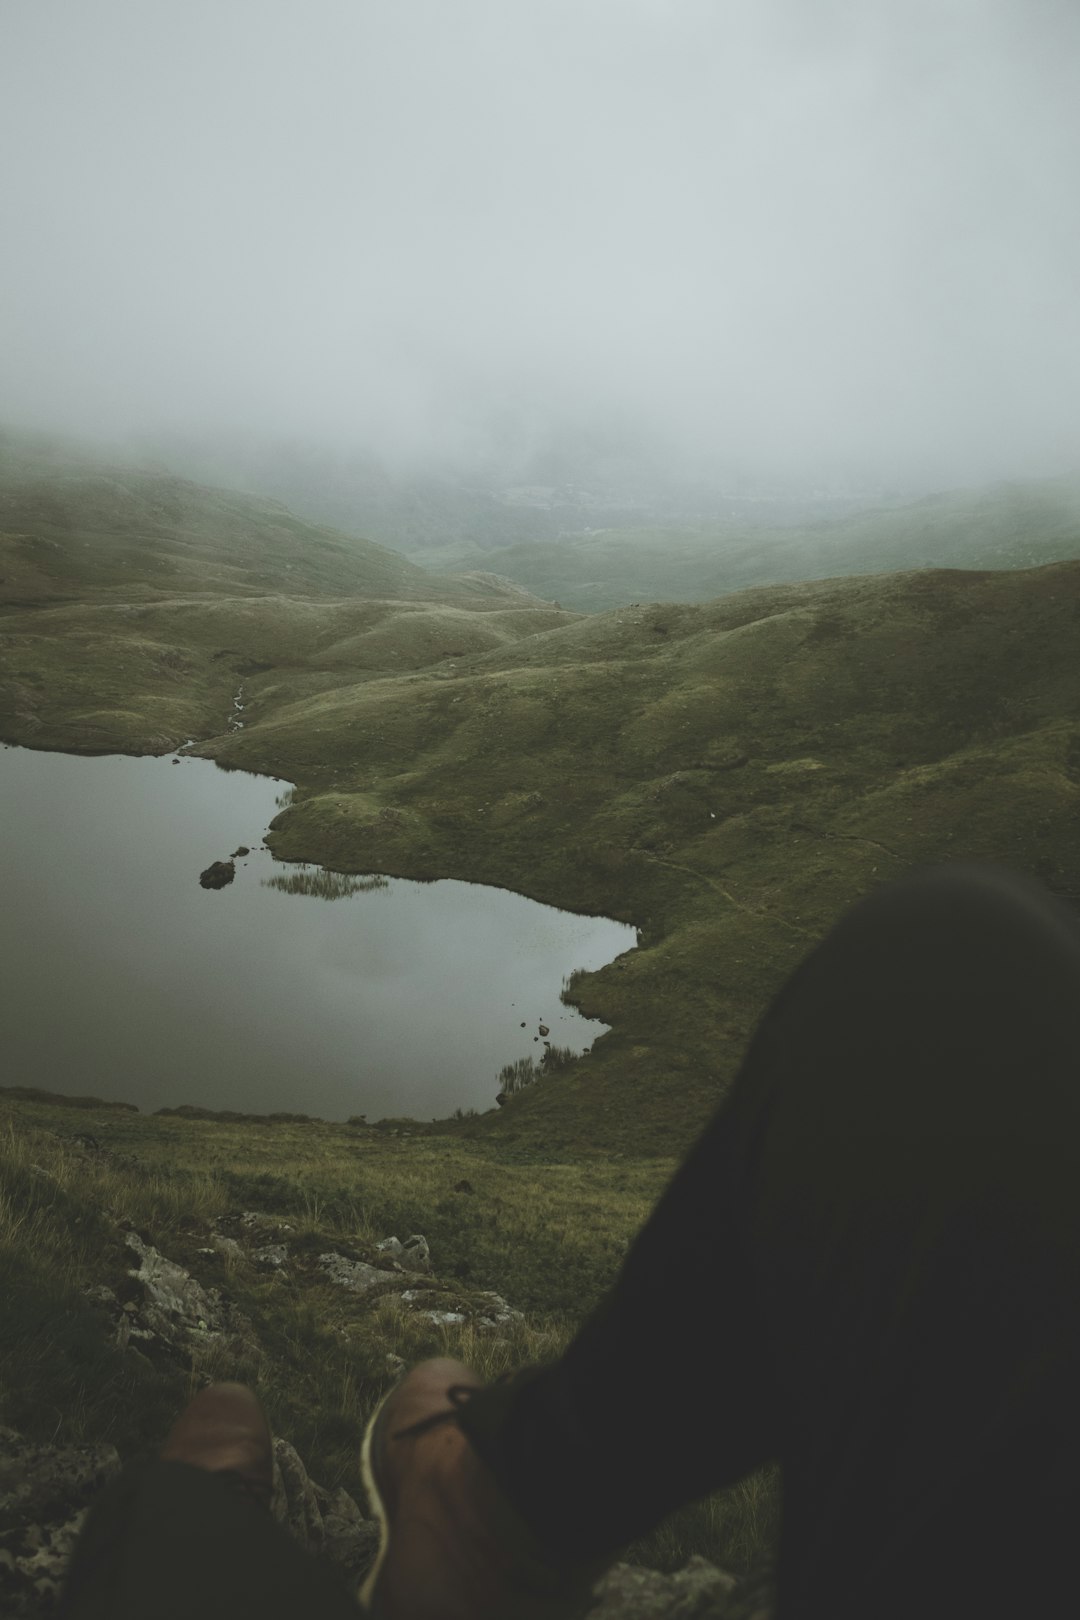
[
  {"xmin": 459, "ymin": 860, "xmax": 1080, "ymax": 1617},
  {"xmin": 60, "ymin": 862, "xmax": 1080, "ymax": 1618}
]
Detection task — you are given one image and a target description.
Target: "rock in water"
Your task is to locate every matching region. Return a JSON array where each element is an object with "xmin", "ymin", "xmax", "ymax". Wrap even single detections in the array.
[{"xmin": 199, "ymin": 859, "xmax": 236, "ymax": 889}]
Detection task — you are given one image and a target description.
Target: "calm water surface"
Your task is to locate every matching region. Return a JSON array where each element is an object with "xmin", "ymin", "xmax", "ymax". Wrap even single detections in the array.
[{"xmin": 0, "ymin": 746, "xmax": 637, "ymax": 1121}]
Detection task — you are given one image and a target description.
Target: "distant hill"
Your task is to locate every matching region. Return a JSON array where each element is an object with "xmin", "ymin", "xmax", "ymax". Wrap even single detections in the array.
[
  {"xmin": 0, "ymin": 429, "xmax": 579, "ymax": 755},
  {"xmin": 414, "ymin": 474, "xmax": 1080, "ymax": 611},
  {"xmin": 0, "ymin": 425, "xmax": 541, "ymax": 609},
  {"xmin": 132, "ymin": 429, "xmax": 895, "ymax": 557}
]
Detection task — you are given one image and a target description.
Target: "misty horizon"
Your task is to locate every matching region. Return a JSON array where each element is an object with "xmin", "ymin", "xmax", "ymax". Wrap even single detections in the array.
[{"xmin": 3, "ymin": 0, "xmax": 1079, "ymax": 495}]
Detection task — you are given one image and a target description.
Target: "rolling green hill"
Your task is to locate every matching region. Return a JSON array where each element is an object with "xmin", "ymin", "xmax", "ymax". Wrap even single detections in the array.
[{"xmin": 0, "ymin": 428, "xmax": 578, "ymax": 755}]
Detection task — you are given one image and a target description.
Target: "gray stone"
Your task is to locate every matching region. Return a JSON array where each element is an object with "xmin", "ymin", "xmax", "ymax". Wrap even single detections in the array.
[
  {"xmin": 317, "ymin": 1252, "xmax": 384, "ymax": 1293},
  {"xmin": 251, "ymin": 1243, "xmax": 289, "ymax": 1269},
  {"xmin": 376, "ymin": 1234, "xmax": 432, "ymax": 1274},
  {"xmin": 590, "ymin": 1555, "xmax": 741, "ymax": 1618},
  {"xmin": 0, "ymin": 1426, "xmax": 122, "ymax": 1617},
  {"xmin": 123, "ymin": 1229, "xmax": 226, "ymax": 1342},
  {"xmin": 239, "ymin": 1211, "xmax": 294, "ymax": 1235},
  {"xmin": 270, "ymin": 1438, "xmax": 379, "ymax": 1581}
]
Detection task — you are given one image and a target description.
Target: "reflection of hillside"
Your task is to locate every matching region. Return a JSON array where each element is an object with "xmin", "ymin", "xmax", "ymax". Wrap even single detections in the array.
[{"xmin": 262, "ymin": 868, "xmax": 389, "ymax": 900}]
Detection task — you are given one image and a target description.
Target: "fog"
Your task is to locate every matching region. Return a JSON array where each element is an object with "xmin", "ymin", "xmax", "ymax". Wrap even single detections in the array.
[{"xmin": 2, "ymin": 0, "xmax": 1079, "ymax": 493}]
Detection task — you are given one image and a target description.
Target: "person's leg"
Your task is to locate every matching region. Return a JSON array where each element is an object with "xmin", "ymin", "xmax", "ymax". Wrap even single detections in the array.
[
  {"xmin": 58, "ymin": 1386, "xmax": 362, "ymax": 1620},
  {"xmin": 57, "ymin": 1458, "xmax": 363, "ymax": 1619},
  {"xmin": 456, "ymin": 862, "xmax": 1080, "ymax": 1612}
]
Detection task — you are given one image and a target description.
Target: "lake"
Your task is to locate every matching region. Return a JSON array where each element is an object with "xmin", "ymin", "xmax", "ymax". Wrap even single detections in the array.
[{"xmin": 0, "ymin": 745, "xmax": 637, "ymax": 1122}]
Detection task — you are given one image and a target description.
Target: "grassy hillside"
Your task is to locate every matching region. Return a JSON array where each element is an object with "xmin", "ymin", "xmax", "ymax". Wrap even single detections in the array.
[
  {"xmin": 424, "ymin": 473, "xmax": 1080, "ymax": 611},
  {"xmin": 0, "ymin": 424, "xmax": 543, "ymax": 608},
  {"xmin": 0, "ymin": 428, "xmax": 578, "ymax": 755},
  {"xmin": 3, "ymin": 438, "xmax": 1080, "ymax": 1586}
]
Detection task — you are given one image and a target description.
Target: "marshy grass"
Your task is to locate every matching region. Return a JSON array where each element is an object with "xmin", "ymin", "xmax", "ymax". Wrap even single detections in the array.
[{"xmin": 497, "ymin": 1045, "xmax": 577, "ymax": 1096}]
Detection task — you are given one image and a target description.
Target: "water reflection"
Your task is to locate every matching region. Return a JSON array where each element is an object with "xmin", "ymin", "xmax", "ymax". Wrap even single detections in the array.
[{"xmin": 263, "ymin": 868, "xmax": 390, "ymax": 900}]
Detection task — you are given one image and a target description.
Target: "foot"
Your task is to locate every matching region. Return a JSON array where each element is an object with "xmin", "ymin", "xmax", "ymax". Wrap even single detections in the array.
[
  {"xmin": 359, "ymin": 1357, "xmax": 609, "ymax": 1619},
  {"xmin": 160, "ymin": 1381, "xmax": 275, "ymax": 1510}
]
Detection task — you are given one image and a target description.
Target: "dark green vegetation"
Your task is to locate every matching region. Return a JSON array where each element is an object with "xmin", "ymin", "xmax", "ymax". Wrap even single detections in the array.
[
  {"xmin": 412, "ymin": 473, "xmax": 1080, "ymax": 611},
  {"xmin": 3, "ymin": 427, "xmax": 1079, "ymax": 1578},
  {"xmin": 0, "ymin": 1093, "xmax": 777, "ymax": 1577}
]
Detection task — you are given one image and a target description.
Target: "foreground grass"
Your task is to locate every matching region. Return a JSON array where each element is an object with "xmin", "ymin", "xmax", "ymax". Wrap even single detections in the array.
[{"xmin": 0, "ymin": 1093, "xmax": 779, "ymax": 1577}]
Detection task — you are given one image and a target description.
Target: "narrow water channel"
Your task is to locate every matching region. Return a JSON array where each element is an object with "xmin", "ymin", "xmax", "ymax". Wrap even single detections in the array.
[{"xmin": 0, "ymin": 745, "xmax": 637, "ymax": 1122}]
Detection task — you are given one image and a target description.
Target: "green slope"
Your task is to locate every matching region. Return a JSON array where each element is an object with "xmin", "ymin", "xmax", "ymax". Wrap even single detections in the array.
[
  {"xmin": 0, "ymin": 430, "xmax": 577, "ymax": 754},
  {"xmin": 0, "ymin": 424, "xmax": 536, "ymax": 607}
]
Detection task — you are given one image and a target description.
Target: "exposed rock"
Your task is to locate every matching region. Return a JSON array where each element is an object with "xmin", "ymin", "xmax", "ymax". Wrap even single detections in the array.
[
  {"xmin": 585, "ymin": 1559, "xmax": 775, "ymax": 1619},
  {"xmin": 399, "ymin": 1287, "xmax": 522, "ymax": 1329},
  {"xmin": 111, "ymin": 1229, "xmax": 261, "ymax": 1368},
  {"xmin": 0, "ymin": 1425, "xmax": 123, "ymax": 1617},
  {"xmin": 123, "ymin": 1229, "xmax": 225, "ymax": 1342},
  {"xmin": 376, "ymin": 1234, "xmax": 432, "ymax": 1274},
  {"xmin": 198, "ymin": 859, "xmax": 235, "ymax": 889},
  {"xmin": 230, "ymin": 846, "xmax": 251, "ymax": 857},
  {"xmin": 316, "ymin": 1252, "xmax": 385, "ymax": 1294},
  {"xmin": 270, "ymin": 1437, "xmax": 378, "ymax": 1581},
  {"xmin": 475, "ymin": 1290, "xmax": 522, "ymax": 1326},
  {"xmin": 251, "ymin": 1242, "xmax": 289, "ymax": 1270},
  {"xmin": 238, "ymin": 1211, "xmax": 294, "ymax": 1235},
  {"xmin": 539, "ymin": 1024, "xmax": 550, "ymax": 1037}
]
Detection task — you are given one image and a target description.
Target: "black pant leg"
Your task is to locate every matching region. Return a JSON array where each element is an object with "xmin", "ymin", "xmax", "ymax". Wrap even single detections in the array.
[
  {"xmin": 743, "ymin": 861, "xmax": 1080, "ymax": 1617},
  {"xmin": 57, "ymin": 1457, "xmax": 361, "ymax": 1620},
  {"xmin": 458, "ymin": 862, "xmax": 1080, "ymax": 1616}
]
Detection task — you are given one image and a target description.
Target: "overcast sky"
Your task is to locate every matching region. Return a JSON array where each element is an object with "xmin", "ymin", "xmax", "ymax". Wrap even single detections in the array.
[{"xmin": 2, "ymin": 0, "xmax": 1078, "ymax": 488}]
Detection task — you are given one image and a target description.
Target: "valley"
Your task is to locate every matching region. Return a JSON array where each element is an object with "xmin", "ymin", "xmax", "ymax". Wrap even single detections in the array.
[{"xmin": 3, "ymin": 430, "xmax": 1079, "ymax": 1599}]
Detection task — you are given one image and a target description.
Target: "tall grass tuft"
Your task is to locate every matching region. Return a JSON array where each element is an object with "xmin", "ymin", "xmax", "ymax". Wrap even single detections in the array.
[{"xmin": 498, "ymin": 1046, "xmax": 577, "ymax": 1096}]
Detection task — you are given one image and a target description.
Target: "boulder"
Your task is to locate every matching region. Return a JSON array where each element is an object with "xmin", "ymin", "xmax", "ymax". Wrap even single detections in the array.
[
  {"xmin": 316, "ymin": 1253, "xmax": 384, "ymax": 1294},
  {"xmin": 79, "ymin": 1229, "xmax": 262, "ymax": 1372},
  {"xmin": 376, "ymin": 1235, "xmax": 431, "ymax": 1274},
  {"xmin": 198, "ymin": 860, "xmax": 235, "ymax": 889}
]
